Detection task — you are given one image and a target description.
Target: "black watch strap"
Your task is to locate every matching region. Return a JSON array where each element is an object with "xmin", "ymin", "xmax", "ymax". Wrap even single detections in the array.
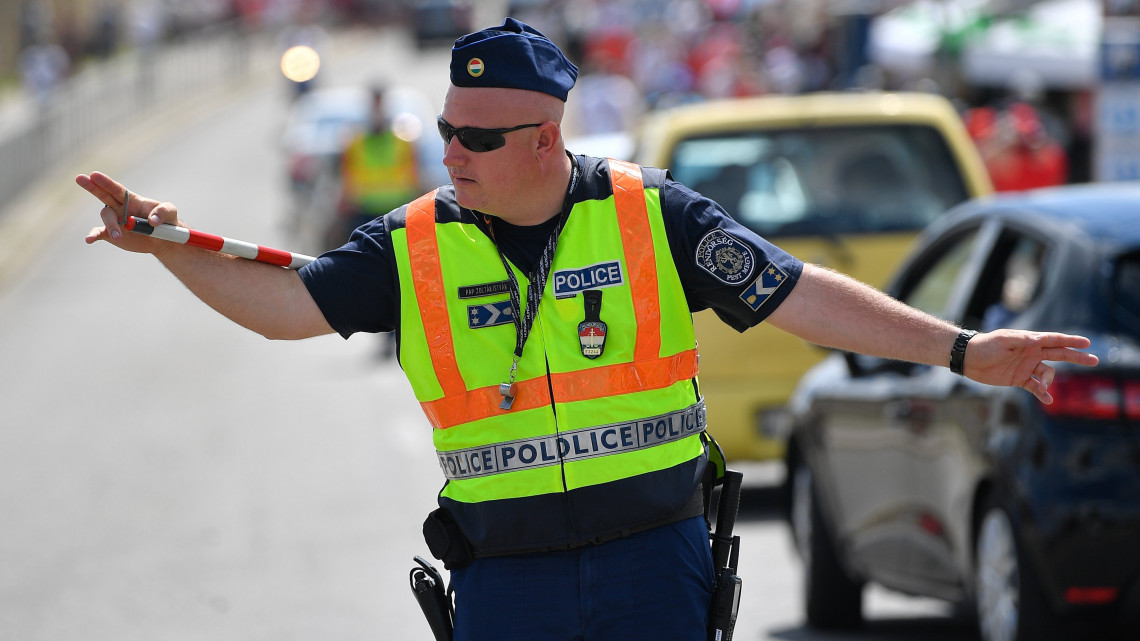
[{"xmin": 949, "ymin": 329, "xmax": 978, "ymax": 375}]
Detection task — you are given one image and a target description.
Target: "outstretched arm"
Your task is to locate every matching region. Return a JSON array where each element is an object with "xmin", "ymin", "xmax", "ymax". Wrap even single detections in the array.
[
  {"xmin": 767, "ymin": 264, "xmax": 1098, "ymax": 403},
  {"xmin": 956, "ymin": 328, "xmax": 1096, "ymax": 403},
  {"xmin": 78, "ymin": 171, "xmax": 335, "ymax": 340}
]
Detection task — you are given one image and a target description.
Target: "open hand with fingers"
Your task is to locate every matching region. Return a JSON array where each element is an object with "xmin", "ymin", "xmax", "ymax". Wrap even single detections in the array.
[
  {"xmin": 962, "ymin": 329, "xmax": 1100, "ymax": 404},
  {"xmin": 76, "ymin": 171, "xmax": 180, "ymax": 256}
]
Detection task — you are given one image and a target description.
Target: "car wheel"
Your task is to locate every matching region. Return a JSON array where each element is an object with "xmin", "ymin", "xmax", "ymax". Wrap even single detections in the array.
[
  {"xmin": 791, "ymin": 463, "xmax": 864, "ymax": 630},
  {"xmin": 975, "ymin": 497, "xmax": 1057, "ymax": 641}
]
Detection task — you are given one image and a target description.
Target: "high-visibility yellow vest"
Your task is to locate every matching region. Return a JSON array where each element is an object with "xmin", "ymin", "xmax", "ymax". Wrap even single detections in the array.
[
  {"xmin": 391, "ymin": 159, "xmax": 709, "ymax": 555},
  {"xmin": 341, "ymin": 131, "xmax": 419, "ymax": 214}
]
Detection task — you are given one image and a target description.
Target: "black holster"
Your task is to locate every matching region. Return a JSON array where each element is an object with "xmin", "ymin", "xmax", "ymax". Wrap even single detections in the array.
[
  {"xmin": 707, "ymin": 470, "xmax": 744, "ymax": 641},
  {"xmin": 409, "ymin": 555, "xmax": 454, "ymax": 641},
  {"xmin": 423, "ymin": 506, "xmax": 475, "ymax": 570}
]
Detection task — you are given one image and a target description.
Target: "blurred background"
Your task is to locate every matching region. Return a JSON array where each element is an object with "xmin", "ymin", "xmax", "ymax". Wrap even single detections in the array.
[
  {"xmin": 0, "ymin": 1, "xmax": 1136, "ymax": 640},
  {"xmin": 0, "ymin": 0, "xmax": 1116, "ymax": 240},
  {"xmin": 0, "ymin": 0, "xmax": 1115, "ymax": 213}
]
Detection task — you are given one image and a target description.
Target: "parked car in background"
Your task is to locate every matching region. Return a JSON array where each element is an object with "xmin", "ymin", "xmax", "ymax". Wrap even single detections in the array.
[
  {"xmin": 784, "ymin": 184, "xmax": 1140, "ymax": 641},
  {"xmin": 635, "ymin": 92, "xmax": 993, "ymax": 462}
]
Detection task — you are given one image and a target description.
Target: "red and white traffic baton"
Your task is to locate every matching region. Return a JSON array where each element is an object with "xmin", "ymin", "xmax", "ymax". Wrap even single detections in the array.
[{"xmin": 118, "ymin": 190, "xmax": 315, "ymax": 269}]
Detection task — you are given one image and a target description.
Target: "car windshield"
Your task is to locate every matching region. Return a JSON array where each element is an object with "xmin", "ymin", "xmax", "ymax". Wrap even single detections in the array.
[{"xmin": 668, "ymin": 125, "xmax": 970, "ymax": 238}]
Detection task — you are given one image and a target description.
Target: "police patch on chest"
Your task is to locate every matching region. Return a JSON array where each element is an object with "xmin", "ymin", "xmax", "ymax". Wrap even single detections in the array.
[
  {"xmin": 695, "ymin": 230, "xmax": 755, "ymax": 285},
  {"xmin": 552, "ymin": 260, "xmax": 625, "ymax": 298},
  {"xmin": 578, "ymin": 322, "xmax": 607, "ymax": 358}
]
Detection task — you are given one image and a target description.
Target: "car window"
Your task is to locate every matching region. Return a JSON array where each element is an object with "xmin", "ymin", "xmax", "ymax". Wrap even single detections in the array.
[
  {"xmin": 668, "ymin": 125, "xmax": 970, "ymax": 238},
  {"xmin": 970, "ymin": 232, "xmax": 1050, "ymax": 331},
  {"xmin": 1116, "ymin": 252, "xmax": 1140, "ymax": 339},
  {"xmin": 899, "ymin": 228, "xmax": 980, "ymax": 320}
]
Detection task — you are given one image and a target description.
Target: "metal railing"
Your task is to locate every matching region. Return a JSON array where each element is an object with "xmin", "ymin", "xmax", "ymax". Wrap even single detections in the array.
[{"xmin": 0, "ymin": 22, "xmax": 271, "ymax": 222}]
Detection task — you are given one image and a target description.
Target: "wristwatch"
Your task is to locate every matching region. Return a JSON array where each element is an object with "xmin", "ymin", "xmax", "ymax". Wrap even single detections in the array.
[{"xmin": 949, "ymin": 329, "xmax": 978, "ymax": 375}]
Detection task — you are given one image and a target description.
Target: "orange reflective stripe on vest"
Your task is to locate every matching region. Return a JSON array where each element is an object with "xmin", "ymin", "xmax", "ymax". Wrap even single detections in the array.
[
  {"xmin": 609, "ymin": 158, "xmax": 662, "ymax": 362},
  {"xmin": 408, "ymin": 160, "xmax": 696, "ymax": 430},
  {"xmin": 421, "ymin": 349, "xmax": 698, "ymax": 429},
  {"xmin": 421, "ymin": 376, "xmax": 552, "ymax": 431},
  {"xmin": 405, "ymin": 189, "xmax": 467, "ymax": 397}
]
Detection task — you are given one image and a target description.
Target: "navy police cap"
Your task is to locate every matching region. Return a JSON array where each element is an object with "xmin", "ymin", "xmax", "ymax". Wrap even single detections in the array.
[{"xmin": 450, "ymin": 18, "xmax": 579, "ymax": 101}]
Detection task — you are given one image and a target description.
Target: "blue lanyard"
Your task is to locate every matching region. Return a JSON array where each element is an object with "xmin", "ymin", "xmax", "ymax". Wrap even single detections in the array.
[{"xmin": 484, "ymin": 157, "xmax": 579, "ymax": 409}]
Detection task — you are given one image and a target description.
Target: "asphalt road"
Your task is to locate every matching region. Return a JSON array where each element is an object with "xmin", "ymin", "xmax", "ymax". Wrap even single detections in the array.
[{"xmin": 0, "ymin": 26, "xmax": 979, "ymax": 641}]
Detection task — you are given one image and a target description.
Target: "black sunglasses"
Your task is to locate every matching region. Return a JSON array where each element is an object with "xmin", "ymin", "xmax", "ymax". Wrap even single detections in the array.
[{"xmin": 436, "ymin": 116, "xmax": 543, "ymax": 152}]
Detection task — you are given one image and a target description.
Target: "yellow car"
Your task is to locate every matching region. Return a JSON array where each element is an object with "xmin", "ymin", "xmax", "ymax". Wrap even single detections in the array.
[{"xmin": 635, "ymin": 92, "xmax": 993, "ymax": 462}]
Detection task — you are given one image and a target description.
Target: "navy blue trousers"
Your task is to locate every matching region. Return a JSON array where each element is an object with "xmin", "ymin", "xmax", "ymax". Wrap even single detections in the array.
[{"xmin": 451, "ymin": 515, "xmax": 715, "ymax": 641}]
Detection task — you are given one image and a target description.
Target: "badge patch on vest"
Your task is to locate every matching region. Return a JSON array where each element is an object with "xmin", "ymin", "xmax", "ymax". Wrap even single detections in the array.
[
  {"xmin": 553, "ymin": 260, "xmax": 624, "ymax": 299},
  {"xmin": 578, "ymin": 290, "xmax": 607, "ymax": 359},
  {"xmin": 468, "ymin": 300, "xmax": 514, "ymax": 329},
  {"xmin": 458, "ymin": 280, "xmax": 510, "ymax": 299},
  {"xmin": 695, "ymin": 229, "xmax": 755, "ymax": 285},
  {"xmin": 739, "ymin": 262, "xmax": 789, "ymax": 312}
]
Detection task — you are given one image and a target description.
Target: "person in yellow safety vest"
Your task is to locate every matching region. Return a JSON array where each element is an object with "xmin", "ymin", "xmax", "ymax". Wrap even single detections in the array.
[
  {"xmin": 334, "ymin": 84, "xmax": 422, "ymax": 251},
  {"xmin": 77, "ymin": 17, "xmax": 1099, "ymax": 641}
]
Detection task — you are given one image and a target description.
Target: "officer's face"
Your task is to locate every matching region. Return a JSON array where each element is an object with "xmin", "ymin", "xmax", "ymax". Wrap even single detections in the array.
[{"xmin": 441, "ymin": 86, "xmax": 547, "ymax": 219}]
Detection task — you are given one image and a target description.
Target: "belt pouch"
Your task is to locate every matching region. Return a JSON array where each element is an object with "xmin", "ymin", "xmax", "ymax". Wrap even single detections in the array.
[{"xmin": 423, "ymin": 507, "xmax": 475, "ymax": 570}]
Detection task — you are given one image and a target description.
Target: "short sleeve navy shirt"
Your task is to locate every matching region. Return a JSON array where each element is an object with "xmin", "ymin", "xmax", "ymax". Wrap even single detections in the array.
[{"xmin": 298, "ymin": 155, "xmax": 803, "ymax": 339}]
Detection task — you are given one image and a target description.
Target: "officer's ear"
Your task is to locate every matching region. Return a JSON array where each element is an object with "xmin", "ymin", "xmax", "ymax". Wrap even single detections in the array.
[{"xmin": 533, "ymin": 121, "xmax": 561, "ymax": 161}]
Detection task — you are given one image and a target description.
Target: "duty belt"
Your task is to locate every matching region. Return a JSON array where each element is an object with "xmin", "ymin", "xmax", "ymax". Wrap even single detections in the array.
[{"xmin": 437, "ymin": 400, "xmax": 707, "ymax": 480}]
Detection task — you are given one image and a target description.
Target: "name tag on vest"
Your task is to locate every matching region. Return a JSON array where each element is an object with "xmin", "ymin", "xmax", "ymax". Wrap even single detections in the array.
[
  {"xmin": 552, "ymin": 260, "xmax": 625, "ymax": 298},
  {"xmin": 458, "ymin": 280, "xmax": 510, "ymax": 299}
]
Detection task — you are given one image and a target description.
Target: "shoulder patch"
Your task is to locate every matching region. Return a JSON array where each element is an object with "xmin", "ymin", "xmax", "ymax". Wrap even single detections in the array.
[
  {"xmin": 739, "ymin": 262, "xmax": 789, "ymax": 312},
  {"xmin": 695, "ymin": 229, "xmax": 755, "ymax": 285}
]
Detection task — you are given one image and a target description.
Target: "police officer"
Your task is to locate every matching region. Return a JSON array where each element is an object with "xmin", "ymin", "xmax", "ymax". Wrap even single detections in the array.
[
  {"xmin": 335, "ymin": 83, "xmax": 422, "ymax": 251},
  {"xmin": 77, "ymin": 18, "xmax": 1098, "ymax": 641},
  {"xmin": 336, "ymin": 83, "xmax": 421, "ymax": 359}
]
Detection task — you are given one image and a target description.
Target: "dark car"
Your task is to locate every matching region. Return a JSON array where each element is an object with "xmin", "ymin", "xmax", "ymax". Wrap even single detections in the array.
[{"xmin": 783, "ymin": 184, "xmax": 1140, "ymax": 641}]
